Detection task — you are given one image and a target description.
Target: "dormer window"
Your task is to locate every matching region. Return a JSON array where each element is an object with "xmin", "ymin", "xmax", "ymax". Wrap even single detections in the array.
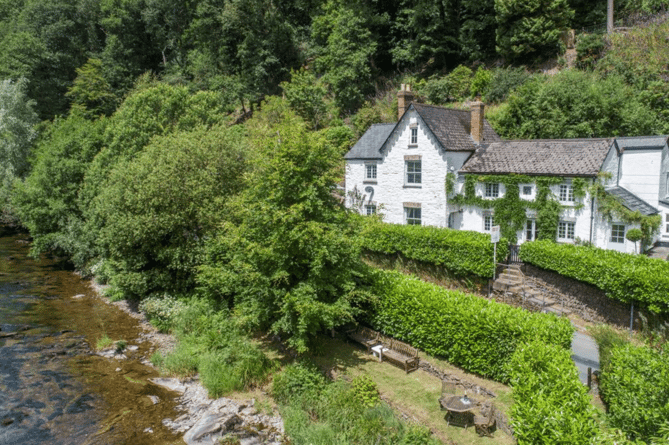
[
  {"xmin": 410, "ymin": 127, "xmax": 418, "ymax": 145},
  {"xmin": 485, "ymin": 183, "xmax": 499, "ymax": 198}
]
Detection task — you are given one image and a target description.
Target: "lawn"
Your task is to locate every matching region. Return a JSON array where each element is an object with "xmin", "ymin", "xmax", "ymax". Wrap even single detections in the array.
[{"xmin": 273, "ymin": 334, "xmax": 517, "ymax": 445}]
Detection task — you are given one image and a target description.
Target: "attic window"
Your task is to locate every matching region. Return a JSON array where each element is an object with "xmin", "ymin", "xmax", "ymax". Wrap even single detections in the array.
[{"xmin": 410, "ymin": 127, "xmax": 418, "ymax": 144}]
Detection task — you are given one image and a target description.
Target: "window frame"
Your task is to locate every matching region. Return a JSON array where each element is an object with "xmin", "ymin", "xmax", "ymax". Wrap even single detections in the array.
[
  {"xmin": 522, "ymin": 185, "xmax": 532, "ymax": 196},
  {"xmin": 610, "ymin": 223, "xmax": 626, "ymax": 243},
  {"xmin": 405, "ymin": 207, "xmax": 421, "ymax": 225},
  {"xmin": 484, "ymin": 183, "xmax": 499, "ymax": 198},
  {"xmin": 365, "ymin": 163, "xmax": 377, "ymax": 180},
  {"xmin": 559, "ymin": 183, "xmax": 574, "ymax": 203},
  {"xmin": 483, "ymin": 214, "xmax": 494, "ymax": 232},
  {"xmin": 365, "ymin": 204, "xmax": 377, "ymax": 215},
  {"xmin": 405, "ymin": 160, "xmax": 422, "ymax": 184},
  {"xmin": 666, "ymin": 214, "xmax": 669, "ymax": 233},
  {"xmin": 526, "ymin": 219, "xmax": 536, "ymax": 241},
  {"xmin": 557, "ymin": 221, "xmax": 575, "ymax": 241},
  {"xmin": 410, "ymin": 127, "xmax": 418, "ymax": 145}
]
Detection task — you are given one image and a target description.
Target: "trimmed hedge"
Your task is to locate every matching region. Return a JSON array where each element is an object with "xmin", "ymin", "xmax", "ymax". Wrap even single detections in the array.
[
  {"xmin": 509, "ymin": 341, "xmax": 598, "ymax": 445},
  {"xmin": 361, "ymin": 220, "xmax": 508, "ymax": 278},
  {"xmin": 600, "ymin": 343, "xmax": 669, "ymax": 442},
  {"xmin": 520, "ymin": 240, "xmax": 669, "ymax": 314},
  {"xmin": 369, "ymin": 270, "xmax": 573, "ymax": 382}
]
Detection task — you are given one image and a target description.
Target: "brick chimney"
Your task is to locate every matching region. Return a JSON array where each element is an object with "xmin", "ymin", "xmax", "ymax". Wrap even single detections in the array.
[
  {"xmin": 397, "ymin": 84, "xmax": 414, "ymax": 120},
  {"xmin": 470, "ymin": 101, "xmax": 484, "ymax": 144}
]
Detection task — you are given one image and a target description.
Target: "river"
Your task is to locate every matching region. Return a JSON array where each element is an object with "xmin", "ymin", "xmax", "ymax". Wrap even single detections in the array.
[{"xmin": 0, "ymin": 231, "xmax": 184, "ymax": 444}]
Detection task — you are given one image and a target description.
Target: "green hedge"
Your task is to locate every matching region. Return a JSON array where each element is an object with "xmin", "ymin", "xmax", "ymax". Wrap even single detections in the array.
[
  {"xmin": 600, "ymin": 343, "xmax": 669, "ymax": 442},
  {"xmin": 520, "ymin": 240, "xmax": 669, "ymax": 314},
  {"xmin": 369, "ymin": 270, "xmax": 573, "ymax": 382},
  {"xmin": 361, "ymin": 220, "xmax": 508, "ymax": 278},
  {"xmin": 509, "ymin": 341, "xmax": 598, "ymax": 445}
]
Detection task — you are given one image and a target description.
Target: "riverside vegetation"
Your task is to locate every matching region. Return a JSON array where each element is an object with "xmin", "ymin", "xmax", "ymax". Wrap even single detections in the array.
[{"xmin": 3, "ymin": 1, "xmax": 669, "ymax": 443}]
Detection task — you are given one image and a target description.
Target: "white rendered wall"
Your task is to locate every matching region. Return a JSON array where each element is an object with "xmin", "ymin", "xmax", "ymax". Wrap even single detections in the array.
[
  {"xmin": 345, "ymin": 109, "xmax": 471, "ymax": 227},
  {"xmin": 619, "ymin": 149, "xmax": 662, "ymax": 207}
]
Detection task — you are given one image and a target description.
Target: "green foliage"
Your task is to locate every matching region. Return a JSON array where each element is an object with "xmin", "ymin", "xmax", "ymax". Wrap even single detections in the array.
[
  {"xmin": 452, "ymin": 174, "xmax": 564, "ymax": 243},
  {"xmin": 351, "ymin": 93, "xmax": 397, "ymax": 138},
  {"xmin": 138, "ymin": 294, "xmax": 188, "ymax": 333},
  {"xmin": 447, "ymin": 65, "xmax": 474, "ymax": 101},
  {"xmin": 589, "ymin": 325, "xmax": 629, "ymax": 371},
  {"xmin": 0, "ymin": 77, "xmax": 38, "ymax": 223},
  {"xmin": 276, "ymin": 362, "xmax": 439, "ymax": 445},
  {"xmin": 508, "ymin": 340, "xmax": 598, "ymax": 444},
  {"xmin": 312, "ymin": 0, "xmax": 384, "ymax": 113},
  {"xmin": 520, "ymin": 240, "xmax": 669, "ymax": 313},
  {"xmin": 65, "ymin": 58, "xmax": 117, "ymax": 117},
  {"xmin": 281, "ymin": 68, "xmax": 331, "ymax": 130},
  {"xmin": 197, "ymin": 99, "xmax": 371, "ymax": 353},
  {"xmin": 420, "ymin": 75, "xmax": 451, "ymax": 105},
  {"xmin": 360, "ymin": 219, "xmax": 508, "ymax": 278},
  {"xmin": 470, "ymin": 66, "xmax": 493, "ymax": 98},
  {"xmin": 576, "ymin": 33, "xmax": 606, "ymax": 70},
  {"xmin": 13, "ymin": 112, "xmax": 106, "ymax": 265},
  {"xmin": 591, "ymin": 179, "xmax": 661, "ymax": 250},
  {"xmin": 599, "ymin": 343, "xmax": 669, "ymax": 442},
  {"xmin": 485, "ymin": 66, "xmax": 531, "ymax": 104},
  {"xmin": 92, "ymin": 124, "xmax": 248, "ymax": 299},
  {"xmin": 152, "ymin": 298, "xmax": 275, "ymax": 396},
  {"xmin": 272, "ymin": 362, "xmax": 326, "ymax": 404},
  {"xmin": 490, "ymin": 70, "xmax": 660, "ymax": 139},
  {"xmin": 495, "ymin": 0, "xmax": 574, "ymax": 62},
  {"xmin": 369, "ymin": 269, "xmax": 574, "ymax": 382},
  {"xmin": 350, "ymin": 375, "xmax": 380, "ymax": 408}
]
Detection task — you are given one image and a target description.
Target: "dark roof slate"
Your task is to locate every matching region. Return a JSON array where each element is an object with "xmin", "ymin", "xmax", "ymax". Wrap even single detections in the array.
[
  {"xmin": 412, "ymin": 103, "xmax": 501, "ymax": 151},
  {"xmin": 605, "ymin": 186, "xmax": 659, "ymax": 216},
  {"xmin": 615, "ymin": 135, "xmax": 668, "ymax": 151},
  {"xmin": 460, "ymin": 138, "xmax": 614, "ymax": 177},
  {"xmin": 344, "ymin": 123, "xmax": 394, "ymax": 160}
]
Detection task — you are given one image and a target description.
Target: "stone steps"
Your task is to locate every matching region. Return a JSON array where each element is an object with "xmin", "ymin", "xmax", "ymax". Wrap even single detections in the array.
[{"xmin": 493, "ymin": 266, "xmax": 571, "ymax": 316}]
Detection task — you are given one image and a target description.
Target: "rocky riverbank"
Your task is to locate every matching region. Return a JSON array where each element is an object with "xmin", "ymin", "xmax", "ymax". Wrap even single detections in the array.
[{"xmin": 90, "ymin": 286, "xmax": 285, "ymax": 445}]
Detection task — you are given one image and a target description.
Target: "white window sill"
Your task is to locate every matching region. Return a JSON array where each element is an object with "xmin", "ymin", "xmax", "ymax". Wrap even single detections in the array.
[
  {"xmin": 404, "ymin": 184, "xmax": 422, "ymax": 188},
  {"xmin": 363, "ymin": 180, "xmax": 377, "ymax": 184},
  {"xmin": 408, "ymin": 144, "xmax": 418, "ymax": 148}
]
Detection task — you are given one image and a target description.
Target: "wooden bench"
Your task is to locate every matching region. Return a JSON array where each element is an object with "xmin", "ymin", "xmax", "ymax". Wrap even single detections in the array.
[
  {"xmin": 347, "ymin": 326, "xmax": 380, "ymax": 351},
  {"xmin": 381, "ymin": 338, "xmax": 420, "ymax": 373}
]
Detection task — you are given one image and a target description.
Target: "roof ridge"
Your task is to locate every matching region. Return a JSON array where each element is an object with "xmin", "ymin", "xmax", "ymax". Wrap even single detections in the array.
[
  {"xmin": 413, "ymin": 103, "xmax": 469, "ymax": 113},
  {"xmin": 489, "ymin": 138, "xmax": 613, "ymax": 143}
]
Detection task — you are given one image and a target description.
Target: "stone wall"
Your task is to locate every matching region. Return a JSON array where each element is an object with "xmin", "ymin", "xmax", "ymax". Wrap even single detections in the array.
[{"xmin": 520, "ymin": 264, "xmax": 642, "ymax": 328}]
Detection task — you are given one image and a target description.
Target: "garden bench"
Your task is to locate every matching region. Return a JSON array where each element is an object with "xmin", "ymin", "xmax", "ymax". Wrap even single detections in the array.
[
  {"xmin": 381, "ymin": 338, "xmax": 420, "ymax": 373},
  {"xmin": 346, "ymin": 326, "xmax": 380, "ymax": 351}
]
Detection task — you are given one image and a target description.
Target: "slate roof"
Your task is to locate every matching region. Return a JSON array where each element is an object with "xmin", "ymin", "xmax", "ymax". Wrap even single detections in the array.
[
  {"xmin": 344, "ymin": 103, "xmax": 501, "ymax": 160},
  {"xmin": 615, "ymin": 135, "xmax": 668, "ymax": 151},
  {"xmin": 411, "ymin": 103, "xmax": 501, "ymax": 151},
  {"xmin": 605, "ymin": 186, "xmax": 659, "ymax": 216},
  {"xmin": 344, "ymin": 123, "xmax": 394, "ymax": 160},
  {"xmin": 460, "ymin": 138, "xmax": 614, "ymax": 177}
]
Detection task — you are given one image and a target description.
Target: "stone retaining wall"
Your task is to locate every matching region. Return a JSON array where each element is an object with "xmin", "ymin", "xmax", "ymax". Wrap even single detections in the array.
[{"xmin": 520, "ymin": 264, "xmax": 642, "ymax": 328}]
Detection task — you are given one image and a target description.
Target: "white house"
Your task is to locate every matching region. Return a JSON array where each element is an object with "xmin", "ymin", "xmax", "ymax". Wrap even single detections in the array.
[{"xmin": 344, "ymin": 85, "xmax": 667, "ymax": 254}]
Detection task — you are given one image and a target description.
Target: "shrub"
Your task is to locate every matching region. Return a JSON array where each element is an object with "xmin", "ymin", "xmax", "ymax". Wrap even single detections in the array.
[
  {"xmin": 360, "ymin": 220, "xmax": 508, "ymax": 278},
  {"xmin": 275, "ymin": 364, "xmax": 440, "ymax": 445},
  {"xmin": 470, "ymin": 66, "xmax": 492, "ymax": 99},
  {"xmin": 486, "ymin": 67, "xmax": 531, "ymax": 104},
  {"xmin": 447, "ymin": 65, "xmax": 473, "ymax": 100},
  {"xmin": 589, "ymin": 325, "xmax": 628, "ymax": 370},
  {"xmin": 421, "ymin": 75, "xmax": 451, "ymax": 105},
  {"xmin": 369, "ymin": 269, "xmax": 573, "ymax": 382},
  {"xmin": 520, "ymin": 240, "xmax": 669, "ymax": 313},
  {"xmin": 138, "ymin": 294, "xmax": 187, "ymax": 332},
  {"xmin": 576, "ymin": 33, "xmax": 606, "ymax": 70},
  {"xmin": 599, "ymin": 343, "xmax": 669, "ymax": 442},
  {"xmin": 351, "ymin": 375, "xmax": 380, "ymax": 408},
  {"xmin": 508, "ymin": 341, "xmax": 598, "ymax": 445}
]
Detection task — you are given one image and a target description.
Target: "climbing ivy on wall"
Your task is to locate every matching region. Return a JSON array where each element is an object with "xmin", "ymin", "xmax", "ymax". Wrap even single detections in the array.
[
  {"xmin": 450, "ymin": 174, "xmax": 565, "ymax": 243},
  {"xmin": 448, "ymin": 173, "xmax": 661, "ymax": 248},
  {"xmin": 590, "ymin": 177, "xmax": 661, "ymax": 249}
]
